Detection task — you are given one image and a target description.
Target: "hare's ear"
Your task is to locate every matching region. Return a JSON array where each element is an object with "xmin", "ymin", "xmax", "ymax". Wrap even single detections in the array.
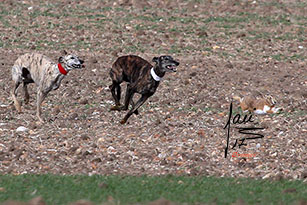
[
  {"xmin": 58, "ymin": 57, "xmax": 64, "ymax": 63},
  {"xmin": 266, "ymin": 95, "xmax": 276, "ymax": 105},
  {"xmin": 270, "ymin": 96, "xmax": 277, "ymax": 105},
  {"xmin": 152, "ymin": 57, "xmax": 159, "ymax": 64}
]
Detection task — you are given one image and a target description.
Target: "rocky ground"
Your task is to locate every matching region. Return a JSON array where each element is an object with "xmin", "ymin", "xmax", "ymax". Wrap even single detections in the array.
[{"xmin": 0, "ymin": 0, "xmax": 306, "ymax": 180}]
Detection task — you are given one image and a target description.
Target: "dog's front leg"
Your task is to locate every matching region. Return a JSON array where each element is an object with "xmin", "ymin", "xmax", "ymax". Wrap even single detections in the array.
[
  {"xmin": 129, "ymin": 97, "xmax": 139, "ymax": 115},
  {"xmin": 23, "ymin": 82, "xmax": 30, "ymax": 104},
  {"xmin": 36, "ymin": 90, "xmax": 47, "ymax": 123},
  {"xmin": 121, "ymin": 85, "xmax": 134, "ymax": 111},
  {"xmin": 120, "ymin": 94, "xmax": 151, "ymax": 124}
]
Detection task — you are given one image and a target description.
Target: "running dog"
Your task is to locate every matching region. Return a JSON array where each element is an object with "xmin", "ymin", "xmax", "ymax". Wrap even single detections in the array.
[
  {"xmin": 11, "ymin": 52, "xmax": 84, "ymax": 123},
  {"xmin": 109, "ymin": 55, "xmax": 179, "ymax": 124}
]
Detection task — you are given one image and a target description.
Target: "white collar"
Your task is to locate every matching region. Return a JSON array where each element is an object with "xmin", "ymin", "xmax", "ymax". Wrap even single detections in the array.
[{"xmin": 151, "ymin": 67, "xmax": 162, "ymax": 81}]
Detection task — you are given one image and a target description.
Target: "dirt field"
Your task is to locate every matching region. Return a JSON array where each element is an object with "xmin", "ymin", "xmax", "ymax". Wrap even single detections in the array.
[{"xmin": 0, "ymin": 0, "xmax": 306, "ymax": 179}]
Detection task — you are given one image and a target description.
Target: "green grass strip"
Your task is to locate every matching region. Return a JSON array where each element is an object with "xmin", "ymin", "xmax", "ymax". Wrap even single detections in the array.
[{"xmin": 0, "ymin": 174, "xmax": 306, "ymax": 204}]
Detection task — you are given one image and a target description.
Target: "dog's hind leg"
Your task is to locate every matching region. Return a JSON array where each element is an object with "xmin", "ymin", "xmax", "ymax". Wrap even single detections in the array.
[
  {"xmin": 23, "ymin": 82, "xmax": 30, "ymax": 104},
  {"xmin": 121, "ymin": 84, "xmax": 134, "ymax": 111},
  {"xmin": 11, "ymin": 81, "xmax": 22, "ymax": 113},
  {"xmin": 11, "ymin": 65, "xmax": 23, "ymax": 112},
  {"xmin": 36, "ymin": 90, "xmax": 47, "ymax": 123},
  {"xmin": 120, "ymin": 94, "xmax": 151, "ymax": 124},
  {"xmin": 109, "ymin": 66, "xmax": 124, "ymax": 110},
  {"xmin": 110, "ymin": 81, "xmax": 122, "ymax": 111},
  {"xmin": 115, "ymin": 82, "xmax": 121, "ymax": 105}
]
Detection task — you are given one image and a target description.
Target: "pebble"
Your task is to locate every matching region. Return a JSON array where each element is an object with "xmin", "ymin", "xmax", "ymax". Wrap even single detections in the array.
[{"xmin": 16, "ymin": 126, "xmax": 29, "ymax": 132}]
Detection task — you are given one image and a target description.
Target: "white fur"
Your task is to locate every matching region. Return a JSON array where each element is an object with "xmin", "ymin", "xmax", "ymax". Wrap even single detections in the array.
[
  {"xmin": 254, "ymin": 109, "xmax": 267, "ymax": 115},
  {"xmin": 254, "ymin": 105, "xmax": 282, "ymax": 115},
  {"xmin": 254, "ymin": 105, "xmax": 270, "ymax": 114},
  {"xmin": 151, "ymin": 67, "xmax": 162, "ymax": 81},
  {"xmin": 263, "ymin": 105, "xmax": 271, "ymax": 112}
]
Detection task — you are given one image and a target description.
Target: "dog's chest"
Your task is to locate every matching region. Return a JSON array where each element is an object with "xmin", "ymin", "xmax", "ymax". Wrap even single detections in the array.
[
  {"xmin": 135, "ymin": 78, "xmax": 159, "ymax": 94},
  {"xmin": 41, "ymin": 65, "xmax": 63, "ymax": 91}
]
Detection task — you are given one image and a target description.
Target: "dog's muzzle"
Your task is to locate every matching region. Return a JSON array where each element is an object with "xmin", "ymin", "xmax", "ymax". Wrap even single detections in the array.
[
  {"xmin": 166, "ymin": 63, "xmax": 179, "ymax": 72},
  {"xmin": 72, "ymin": 59, "xmax": 84, "ymax": 69},
  {"xmin": 72, "ymin": 64, "xmax": 83, "ymax": 69}
]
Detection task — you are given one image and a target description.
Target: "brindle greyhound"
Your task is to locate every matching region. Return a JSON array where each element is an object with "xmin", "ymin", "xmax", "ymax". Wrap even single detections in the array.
[
  {"xmin": 11, "ymin": 52, "xmax": 84, "ymax": 123},
  {"xmin": 109, "ymin": 55, "xmax": 179, "ymax": 124}
]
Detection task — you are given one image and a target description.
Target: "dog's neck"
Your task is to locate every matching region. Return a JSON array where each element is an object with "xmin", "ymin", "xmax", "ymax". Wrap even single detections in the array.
[
  {"xmin": 151, "ymin": 66, "xmax": 165, "ymax": 81},
  {"xmin": 58, "ymin": 63, "xmax": 68, "ymax": 75}
]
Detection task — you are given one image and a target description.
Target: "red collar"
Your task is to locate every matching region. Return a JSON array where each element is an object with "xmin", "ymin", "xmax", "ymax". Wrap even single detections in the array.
[{"xmin": 58, "ymin": 63, "xmax": 68, "ymax": 75}]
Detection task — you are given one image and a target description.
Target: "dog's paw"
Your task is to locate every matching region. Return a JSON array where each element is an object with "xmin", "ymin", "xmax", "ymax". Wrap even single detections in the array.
[
  {"xmin": 110, "ymin": 105, "xmax": 119, "ymax": 111},
  {"xmin": 119, "ymin": 105, "xmax": 129, "ymax": 111},
  {"xmin": 120, "ymin": 119, "xmax": 127, "ymax": 124},
  {"xmin": 110, "ymin": 105, "xmax": 121, "ymax": 111}
]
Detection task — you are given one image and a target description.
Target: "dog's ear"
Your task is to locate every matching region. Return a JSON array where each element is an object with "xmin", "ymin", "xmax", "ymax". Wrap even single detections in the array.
[
  {"xmin": 152, "ymin": 57, "xmax": 159, "ymax": 64},
  {"xmin": 60, "ymin": 50, "xmax": 68, "ymax": 56},
  {"xmin": 58, "ymin": 57, "xmax": 64, "ymax": 63}
]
